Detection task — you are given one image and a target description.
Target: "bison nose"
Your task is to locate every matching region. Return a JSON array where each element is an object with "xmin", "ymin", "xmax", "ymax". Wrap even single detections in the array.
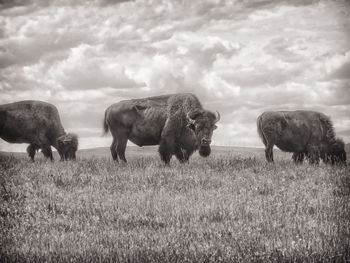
[{"xmin": 201, "ymin": 138, "xmax": 211, "ymax": 145}]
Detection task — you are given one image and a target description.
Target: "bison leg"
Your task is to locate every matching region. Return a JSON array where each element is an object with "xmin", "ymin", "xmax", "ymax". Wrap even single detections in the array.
[
  {"xmin": 110, "ymin": 138, "xmax": 118, "ymax": 161},
  {"xmin": 59, "ymin": 152, "xmax": 65, "ymax": 161},
  {"xmin": 110, "ymin": 128, "xmax": 128, "ymax": 162},
  {"xmin": 27, "ymin": 144, "xmax": 38, "ymax": 162},
  {"xmin": 182, "ymin": 144, "xmax": 195, "ymax": 162},
  {"xmin": 159, "ymin": 138, "xmax": 174, "ymax": 164},
  {"xmin": 292, "ymin": 152, "xmax": 305, "ymax": 163},
  {"xmin": 159, "ymin": 119, "xmax": 178, "ymax": 164},
  {"xmin": 159, "ymin": 145, "xmax": 172, "ymax": 164},
  {"xmin": 175, "ymin": 147, "xmax": 189, "ymax": 163},
  {"xmin": 309, "ymin": 155, "xmax": 320, "ymax": 165},
  {"xmin": 116, "ymin": 136, "xmax": 128, "ymax": 162},
  {"xmin": 308, "ymin": 146, "xmax": 320, "ymax": 165},
  {"xmin": 41, "ymin": 145, "xmax": 53, "ymax": 161},
  {"xmin": 265, "ymin": 144, "xmax": 274, "ymax": 162}
]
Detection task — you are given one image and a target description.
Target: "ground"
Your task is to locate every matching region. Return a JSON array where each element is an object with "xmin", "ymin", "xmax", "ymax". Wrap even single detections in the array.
[{"xmin": 0, "ymin": 146, "xmax": 349, "ymax": 262}]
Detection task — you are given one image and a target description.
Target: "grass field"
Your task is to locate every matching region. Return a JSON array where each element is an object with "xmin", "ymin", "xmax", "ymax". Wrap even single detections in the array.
[{"xmin": 0, "ymin": 146, "xmax": 349, "ymax": 262}]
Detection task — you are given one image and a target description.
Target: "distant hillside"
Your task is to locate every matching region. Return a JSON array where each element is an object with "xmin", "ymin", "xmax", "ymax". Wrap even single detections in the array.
[
  {"xmin": 77, "ymin": 145, "xmax": 263, "ymax": 158},
  {"xmin": 1, "ymin": 146, "xmax": 264, "ymax": 160}
]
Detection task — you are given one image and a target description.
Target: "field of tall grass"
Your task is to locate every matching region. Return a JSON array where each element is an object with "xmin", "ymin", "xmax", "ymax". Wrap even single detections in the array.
[{"xmin": 1, "ymin": 147, "xmax": 349, "ymax": 262}]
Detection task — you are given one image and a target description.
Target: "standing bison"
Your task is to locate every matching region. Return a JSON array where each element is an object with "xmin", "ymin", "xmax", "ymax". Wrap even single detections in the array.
[
  {"xmin": 257, "ymin": 110, "xmax": 346, "ymax": 164},
  {"xmin": 0, "ymin": 100, "xmax": 78, "ymax": 161},
  {"xmin": 103, "ymin": 93, "xmax": 220, "ymax": 164}
]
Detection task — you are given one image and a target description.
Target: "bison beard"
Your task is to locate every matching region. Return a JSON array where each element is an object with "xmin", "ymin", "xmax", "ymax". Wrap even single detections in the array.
[{"xmin": 199, "ymin": 145, "xmax": 211, "ymax": 157}]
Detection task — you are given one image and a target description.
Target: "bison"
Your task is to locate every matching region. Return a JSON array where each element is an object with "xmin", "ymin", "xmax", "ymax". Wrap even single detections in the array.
[
  {"xmin": 257, "ymin": 110, "xmax": 346, "ymax": 164},
  {"xmin": 0, "ymin": 100, "xmax": 78, "ymax": 161},
  {"xmin": 103, "ymin": 93, "xmax": 220, "ymax": 164}
]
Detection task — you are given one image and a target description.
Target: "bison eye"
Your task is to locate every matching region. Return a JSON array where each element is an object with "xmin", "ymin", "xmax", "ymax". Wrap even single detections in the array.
[
  {"xmin": 187, "ymin": 123, "xmax": 195, "ymax": 131},
  {"xmin": 213, "ymin": 125, "xmax": 217, "ymax": 130}
]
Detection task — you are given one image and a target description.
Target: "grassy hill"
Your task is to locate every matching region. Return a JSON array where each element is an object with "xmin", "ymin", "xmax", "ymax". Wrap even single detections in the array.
[{"xmin": 0, "ymin": 146, "xmax": 349, "ymax": 262}]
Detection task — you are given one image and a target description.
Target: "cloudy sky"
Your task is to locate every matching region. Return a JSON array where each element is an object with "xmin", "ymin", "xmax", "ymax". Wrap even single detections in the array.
[{"xmin": 0, "ymin": 0, "xmax": 349, "ymax": 152}]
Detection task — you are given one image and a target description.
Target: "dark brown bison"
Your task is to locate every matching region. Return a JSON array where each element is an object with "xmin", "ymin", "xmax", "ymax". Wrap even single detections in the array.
[
  {"xmin": 257, "ymin": 110, "xmax": 346, "ymax": 164},
  {"xmin": 103, "ymin": 93, "xmax": 220, "ymax": 164},
  {"xmin": 0, "ymin": 100, "xmax": 78, "ymax": 161}
]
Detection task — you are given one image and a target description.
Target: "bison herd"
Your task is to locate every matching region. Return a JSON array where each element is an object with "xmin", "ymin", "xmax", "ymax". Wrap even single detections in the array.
[{"xmin": 0, "ymin": 93, "xmax": 347, "ymax": 165}]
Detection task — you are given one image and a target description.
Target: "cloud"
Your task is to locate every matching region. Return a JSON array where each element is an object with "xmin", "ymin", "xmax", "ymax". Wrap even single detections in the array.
[
  {"xmin": 0, "ymin": 6, "xmax": 95, "ymax": 68},
  {"xmin": 325, "ymin": 51, "xmax": 350, "ymax": 80},
  {"xmin": 141, "ymin": 32, "xmax": 241, "ymax": 99},
  {"xmin": 50, "ymin": 44, "xmax": 145, "ymax": 90},
  {"xmin": 1, "ymin": 0, "xmax": 350, "ymax": 152}
]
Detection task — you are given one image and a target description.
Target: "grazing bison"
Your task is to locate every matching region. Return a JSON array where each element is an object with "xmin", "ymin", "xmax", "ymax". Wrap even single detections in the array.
[
  {"xmin": 0, "ymin": 100, "xmax": 78, "ymax": 161},
  {"xmin": 103, "ymin": 93, "xmax": 220, "ymax": 164},
  {"xmin": 257, "ymin": 110, "xmax": 346, "ymax": 164}
]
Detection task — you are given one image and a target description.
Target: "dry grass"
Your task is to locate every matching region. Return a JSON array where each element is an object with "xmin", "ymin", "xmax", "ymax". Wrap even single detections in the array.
[{"xmin": 0, "ymin": 147, "xmax": 349, "ymax": 262}]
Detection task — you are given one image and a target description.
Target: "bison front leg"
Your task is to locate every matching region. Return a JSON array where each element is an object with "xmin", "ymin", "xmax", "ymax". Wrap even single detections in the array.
[
  {"xmin": 27, "ymin": 144, "xmax": 38, "ymax": 162},
  {"xmin": 159, "ymin": 143, "xmax": 173, "ymax": 164},
  {"xmin": 292, "ymin": 152, "xmax": 305, "ymax": 163},
  {"xmin": 174, "ymin": 147, "xmax": 189, "ymax": 163},
  {"xmin": 308, "ymin": 145, "xmax": 320, "ymax": 165},
  {"xmin": 59, "ymin": 152, "xmax": 65, "ymax": 161},
  {"xmin": 159, "ymin": 137, "xmax": 175, "ymax": 165},
  {"xmin": 41, "ymin": 145, "xmax": 53, "ymax": 161}
]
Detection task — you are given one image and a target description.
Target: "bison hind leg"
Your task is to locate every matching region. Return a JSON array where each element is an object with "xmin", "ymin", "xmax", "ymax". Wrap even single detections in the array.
[
  {"xmin": 27, "ymin": 144, "xmax": 38, "ymax": 162},
  {"xmin": 116, "ymin": 137, "xmax": 128, "ymax": 163},
  {"xmin": 110, "ymin": 138, "xmax": 118, "ymax": 161},
  {"xmin": 110, "ymin": 129, "xmax": 128, "ymax": 163},
  {"xmin": 292, "ymin": 152, "xmax": 305, "ymax": 163}
]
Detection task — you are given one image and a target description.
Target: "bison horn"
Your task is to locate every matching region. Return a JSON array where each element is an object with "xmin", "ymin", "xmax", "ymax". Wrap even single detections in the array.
[{"xmin": 215, "ymin": 111, "xmax": 221, "ymax": 123}]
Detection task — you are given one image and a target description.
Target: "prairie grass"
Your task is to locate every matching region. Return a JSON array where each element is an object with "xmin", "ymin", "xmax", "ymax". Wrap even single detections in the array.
[{"xmin": 0, "ymin": 147, "xmax": 349, "ymax": 262}]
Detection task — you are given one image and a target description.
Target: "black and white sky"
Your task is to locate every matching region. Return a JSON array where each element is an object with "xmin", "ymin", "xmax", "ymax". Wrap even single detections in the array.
[{"xmin": 1, "ymin": 0, "xmax": 350, "ymax": 151}]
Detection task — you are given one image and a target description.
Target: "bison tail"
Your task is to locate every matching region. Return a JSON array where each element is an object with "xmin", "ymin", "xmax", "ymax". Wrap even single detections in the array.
[
  {"xmin": 103, "ymin": 110, "xmax": 109, "ymax": 135},
  {"xmin": 257, "ymin": 114, "xmax": 267, "ymax": 146}
]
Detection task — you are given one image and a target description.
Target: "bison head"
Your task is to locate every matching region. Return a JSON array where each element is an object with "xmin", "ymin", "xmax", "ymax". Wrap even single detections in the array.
[
  {"xmin": 186, "ymin": 110, "xmax": 220, "ymax": 157},
  {"xmin": 322, "ymin": 138, "xmax": 347, "ymax": 165},
  {"xmin": 56, "ymin": 133, "xmax": 78, "ymax": 161}
]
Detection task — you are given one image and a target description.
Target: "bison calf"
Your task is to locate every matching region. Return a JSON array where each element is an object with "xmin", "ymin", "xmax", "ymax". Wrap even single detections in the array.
[
  {"xmin": 0, "ymin": 100, "xmax": 78, "ymax": 161},
  {"xmin": 257, "ymin": 110, "xmax": 346, "ymax": 164}
]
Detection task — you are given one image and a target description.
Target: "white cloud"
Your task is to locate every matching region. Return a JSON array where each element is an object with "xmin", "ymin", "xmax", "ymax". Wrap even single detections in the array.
[
  {"xmin": 1, "ymin": 0, "xmax": 350, "ymax": 152},
  {"xmin": 201, "ymin": 72, "xmax": 240, "ymax": 98},
  {"xmin": 50, "ymin": 44, "xmax": 145, "ymax": 90}
]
